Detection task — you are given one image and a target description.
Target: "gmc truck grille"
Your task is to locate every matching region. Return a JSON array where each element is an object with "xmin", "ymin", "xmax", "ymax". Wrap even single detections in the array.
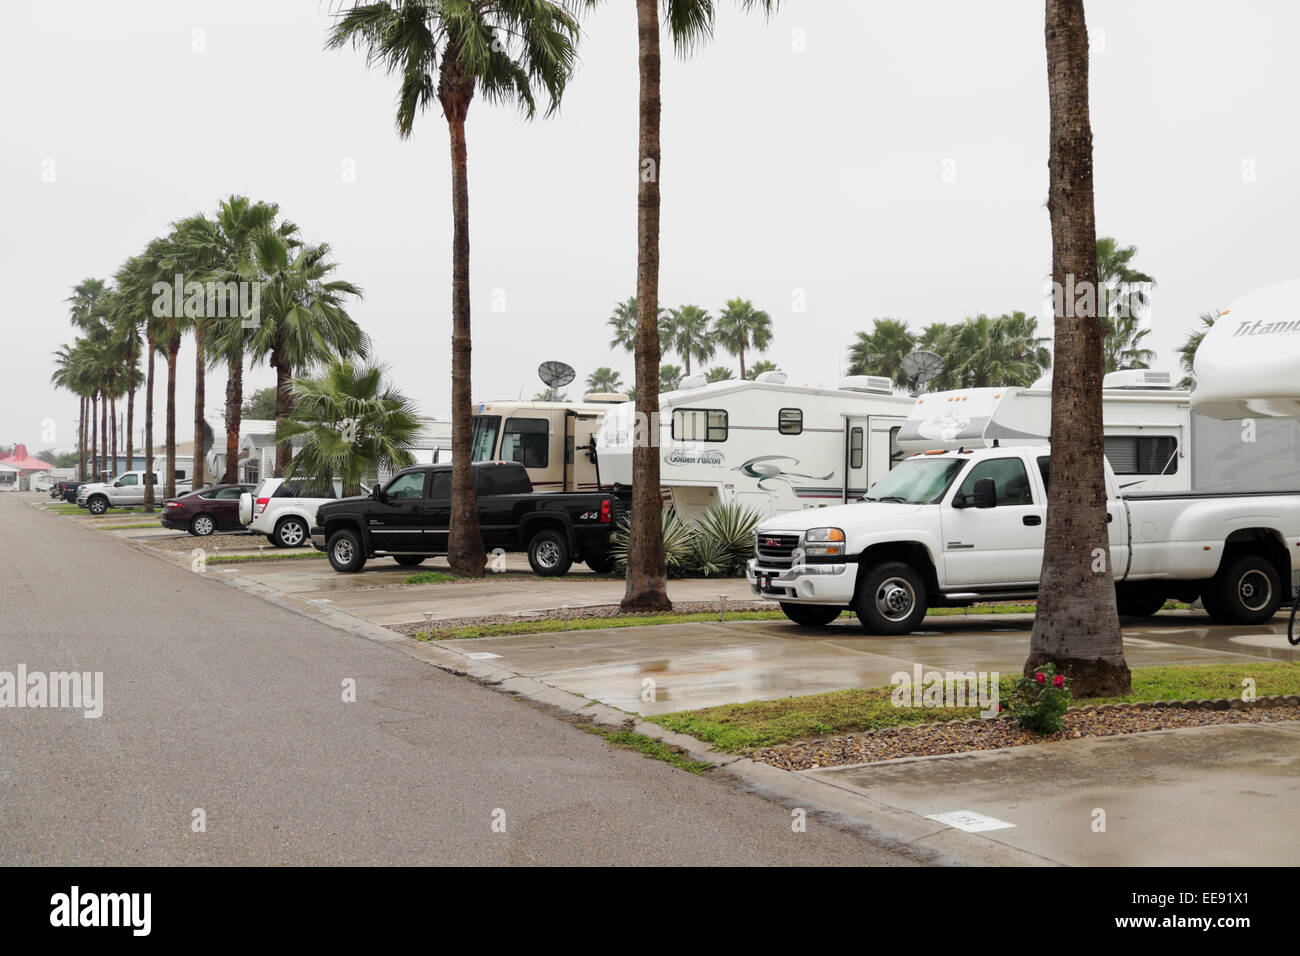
[{"xmin": 755, "ymin": 533, "xmax": 800, "ymax": 564}]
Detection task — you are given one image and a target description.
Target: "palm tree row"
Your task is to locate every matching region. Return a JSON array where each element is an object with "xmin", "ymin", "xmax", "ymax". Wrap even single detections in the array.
[
  {"xmin": 607, "ymin": 295, "xmax": 774, "ymax": 380},
  {"xmin": 51, "ymin": 197, "xmax": 365, "ymax": 506}
]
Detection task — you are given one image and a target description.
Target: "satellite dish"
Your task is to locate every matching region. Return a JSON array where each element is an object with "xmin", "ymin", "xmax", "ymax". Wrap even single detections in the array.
[
  {"xmin": 900, "ymin": 350, "xmax": 946, "ymax": 396},
  {"xmin": 537, "ymin": 361, "xmax": 575, "ymax": 401}
]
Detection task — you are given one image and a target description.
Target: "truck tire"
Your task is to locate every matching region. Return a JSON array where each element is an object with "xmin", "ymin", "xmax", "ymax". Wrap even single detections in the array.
[
  {"xmin": 327, "ymin": 529, "xmax": 367, "ymax": 573},
  {"xmin": 528, "ymin": 530, "xmax": 572, "ymax": 576},
  {"xmin": 394, "ymin": 555, "xmax": 425, "ymax": 567},
  {"xmin": 273, "ymin": 516, "xmax": 308, "ymax": 548},
  {"xmin": 190, "ymin": 514, "xmax": 216, "ymax": 537},
  {"xmin": 779, "ymin": 603, "xmax": 842, "ymax": 627},
  {"xmin": 1205, "ymin": 554, "xmax": 1281, "ymax": 625},
  {"xmin": 584, "ymin": 553, "xmax": 615, "ymax": 574},
  {"xmin": 87, "ymin": 495, "xmax": 109, "ymax": 515},
  {"xmin": 1115, "ymin": 585, "xmax": 1166, "ymax": 618},
  {"xmin": 854, "ymin": 561, "xmax": 928, "ymax": 635}
]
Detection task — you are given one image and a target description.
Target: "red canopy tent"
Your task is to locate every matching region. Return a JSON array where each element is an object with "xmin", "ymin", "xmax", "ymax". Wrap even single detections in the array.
[{"xmin": 0, "ymin": 444, "xmax": 55, "ymax": 471}]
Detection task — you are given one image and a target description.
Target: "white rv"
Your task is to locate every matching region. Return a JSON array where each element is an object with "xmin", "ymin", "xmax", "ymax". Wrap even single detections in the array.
[
  {"xmin": 471, "ymin": 395, "xmax": 627, "ymax": 492},
  {"xmin": 596, "ymin": 374, "xmax": 915, "ymax": 520}
]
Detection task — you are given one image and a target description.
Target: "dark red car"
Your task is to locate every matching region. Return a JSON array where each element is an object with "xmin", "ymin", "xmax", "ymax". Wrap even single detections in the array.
[{"xmin": 161, "ymin": 483, "xmax": 256, "ymax": 536}]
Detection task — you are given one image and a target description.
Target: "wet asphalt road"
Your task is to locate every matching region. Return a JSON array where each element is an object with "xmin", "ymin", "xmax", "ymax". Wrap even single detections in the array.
[{"xmin": 0, "ymin": 495, "xmax": 915, "ymax": 865}]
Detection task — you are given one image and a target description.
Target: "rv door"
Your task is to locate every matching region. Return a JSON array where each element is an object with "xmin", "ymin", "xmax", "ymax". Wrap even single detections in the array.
[
  {"xmin": 844, "ymin": 417, "xmax": 869, "ymax": 502},
  {"xmin": 869, "ymin": 417, "xmax": 906, "ymax": 487}
]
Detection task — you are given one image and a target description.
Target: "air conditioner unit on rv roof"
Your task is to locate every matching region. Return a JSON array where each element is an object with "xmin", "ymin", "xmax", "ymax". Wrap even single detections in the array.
[
  {"xmin": 1102, "ymin": 369, "xmax": 1174, "ymax": 390},
  {"xmin": 839, "ymin": 375, "xmax": 894, "ymax": 394}
]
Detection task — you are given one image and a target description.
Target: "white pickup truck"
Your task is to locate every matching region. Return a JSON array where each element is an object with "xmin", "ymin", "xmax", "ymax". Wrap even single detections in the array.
[
  {"xmin": 77, "ymin": 471, "xmax": 192, "ymax": 514},
  {"xmin": 748, "ymin": 443, "xmax": 1300, "ymax": 634}
]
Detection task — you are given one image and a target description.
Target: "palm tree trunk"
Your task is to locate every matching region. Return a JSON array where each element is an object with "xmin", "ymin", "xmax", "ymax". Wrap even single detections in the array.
[
  {"xmin": 1027, "ymin": 0, "xmax": 1130, "ymax": 697},
  {"xmin": 273, "ymin": 350, "xmax": 293, "ymax": 478},
  {"xmin": 165, "ymin": 336, "xmax": 179, "ymax": 501},
  {"xmin": 78, "ymin": 395, "xmax": 87, "ymax": 480},
  {"xmin": 444, "ymin": 102, "xmax": 486, "ymax": 577},
  {"xmin": 100, "ymin": 390, "xmax": 107, "ymax": 478},
  {"xmin": 623, "ymin": 0, "xmax": 671, "ymax": 612},
  {"xmin": 143, "ymin": 339, "xmax": 156, "ymax": 511},
  {"xmin": 90, "ymin": 393, "xmax": 97, "ymax": 480},
  {"xmin": 125, "ymin": 344, "xmax": 135, "ymax": 472},
  {"xmin": 109, "ymin": 389, "xmax": 117, "ymax": 475},
  {"xmin": 737, "ymin": 339, "xmax": 746, "ymax": 380},
  {"xmin": 223, "ymin": 347, "xmax": 243, "ymax": 484},
  {"xmin": 193, "ymin": 321, "xmax": 207, "ymax": 490}
]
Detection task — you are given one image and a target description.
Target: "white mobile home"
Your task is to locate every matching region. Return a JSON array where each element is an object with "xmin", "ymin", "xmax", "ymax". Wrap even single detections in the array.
[{"xmin": 596, "ymin": 375, "xmax": 915, "ymax": 520}]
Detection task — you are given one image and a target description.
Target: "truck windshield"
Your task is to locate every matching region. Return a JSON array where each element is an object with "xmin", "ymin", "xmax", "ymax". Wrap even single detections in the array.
[
  {"xmin": 471, "ymin": 415, "xmax": 500, "ymax": 461},
  {"xmin": 861, "ymin": 457, "xmax": 964, "ymax": 504}
]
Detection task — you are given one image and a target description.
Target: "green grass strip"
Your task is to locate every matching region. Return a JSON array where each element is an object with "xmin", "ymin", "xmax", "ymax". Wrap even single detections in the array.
[
  {"xmin": 205, "ymin": 551, "xmax": 327, "ymax": 565},
  {"xmin": 577, "ymin": 723, "xmax": 711, "ymax": 774}
]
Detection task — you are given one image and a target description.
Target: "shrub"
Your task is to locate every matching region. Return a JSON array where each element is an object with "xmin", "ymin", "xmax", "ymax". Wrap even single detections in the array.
[
  {"xmin": 1011, "ymin": 663, "xmax": 1071, "ymax": 735},
  {"xmin": 611, "ymin": 500, "xmax": 762, "ymax": 578}
]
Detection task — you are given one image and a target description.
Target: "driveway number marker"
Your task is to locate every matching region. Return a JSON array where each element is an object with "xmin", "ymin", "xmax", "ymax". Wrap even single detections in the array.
[{"xmin": 925, "ymin": 810, "xmax": 1016, "ymax": 833}]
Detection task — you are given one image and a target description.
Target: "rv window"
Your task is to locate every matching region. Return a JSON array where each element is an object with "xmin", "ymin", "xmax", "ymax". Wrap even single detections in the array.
[
  {"xmin": 1103, "ymin": 436, "xmax": 1178, "ymax": 475},
  {"xmin": 470, "ymin": 415, "xmax": 501, "ymax": 462},
  {"xmin": 849, "ymin": 428, "xmax": 863, "ymax": 469},
  {"xmin": 500, "ymin": 417, "xmax": 549, "ymax": 468},
  {"xmin": 955, "ymin": 458, "xmax": 1034, "ymax": 506},
  {"xmin": 672, "ymin": 408, "xmax": 727, "ymax": 442},
  {"xmin": 778, "ymin": 408, "xmax": 803, "ymax": 435},
  {"xmin": 889, "ymin": 427, "xmax": 904, "ymax": 470}
]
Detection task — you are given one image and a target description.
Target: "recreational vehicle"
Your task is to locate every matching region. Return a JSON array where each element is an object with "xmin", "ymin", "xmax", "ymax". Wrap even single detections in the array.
[
  {"xmin": 471, "ymin": 395, "xmax": 627, "ymax": 493},
  {"xmin": 595, "ymin": 375, "xmax": 915, "ymax": 521}
]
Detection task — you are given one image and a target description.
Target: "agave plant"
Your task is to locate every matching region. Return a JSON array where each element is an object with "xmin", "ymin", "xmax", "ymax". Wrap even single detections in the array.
[
  {"xmin": 689, "ymin": 533, "xmax": 736, "ymax": 578},
  {"xmin": 694, "ymin": 501, "xmax": 763, "ymax": 556},
  {"xmin": 612, "ymin": 507, "xmax": 696, "ymax": 576}
]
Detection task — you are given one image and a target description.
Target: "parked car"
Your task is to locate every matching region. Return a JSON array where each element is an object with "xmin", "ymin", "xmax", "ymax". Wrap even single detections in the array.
[
  {"xmin": 748, "ymin": 442, "xmax": 1300, "ymax": 633},
  {"xmin": 161, "ymin": 483, "xmax": 256, "ymax": 536},
  {"xmin": 78, "ymin": 471, "xmax": 192, "ymax": 514},
  {"xmin": 311, "ymin": 460, "xmax": 628, "ymax": 575},
  {"xmin": 33, "ymin": 474, "xmax": 55, "ymax": 493},
  {"xmin": 53, "ymin": 480, "xmax": 83, "ymax": 502},
  {"xmin": 239, "ymin": 477, "xmax": 353, "ymax": 548}
]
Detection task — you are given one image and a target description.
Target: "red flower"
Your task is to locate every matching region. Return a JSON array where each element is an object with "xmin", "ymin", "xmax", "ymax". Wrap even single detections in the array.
[
  {"xmin": 1035, "ymin": 671, "xmax": 1046, "ymax": 684},
  {"xmin": 1053, "ymin": 674, "xmax": 1065, "ymax": 689}
]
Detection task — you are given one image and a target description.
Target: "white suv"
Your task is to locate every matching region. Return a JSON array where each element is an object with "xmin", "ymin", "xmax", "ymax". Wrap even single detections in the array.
[{"xmin": 239, "ymin": 477, "xmax": 350, "ymax": 548}]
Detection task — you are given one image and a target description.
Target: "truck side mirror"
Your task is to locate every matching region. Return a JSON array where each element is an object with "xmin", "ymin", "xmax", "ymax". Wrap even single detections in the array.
[{"xmin": 973, "ymin": 477, "xmax": 997, "ymax": 509}]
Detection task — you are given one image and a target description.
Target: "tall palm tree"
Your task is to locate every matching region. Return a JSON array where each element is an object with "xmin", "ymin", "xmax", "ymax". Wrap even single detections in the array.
[
  {"xmin": 664, "ymin": 304, "xmax": 713, "ymax": 375},
  {"xmin": 658, "ymin": 363, "xmax": 683, "ymax": 390},
  {"xmin": 149, "ymin": 231, "xmax": 197, "ymax": 500},
  {"xmin": 66, "ymin": 278, "xmax": 113, "ymax": 477},
  {"xmin": 244, "ymin": 236, "xmax": 365, "ymax": 478},
  {"xmin": 1177, "ymin": 311, "xmax": 1218, "ymax": 387},
  {"xmin": 1097, "ymin": 236, "xmax": 1155, "ymax": 373},
  {"xmin": 279, "ymin": 358, "xmax": 421, "ymax": 496},
  {"xmin": 713, "ymin": 297, "xmax": 772, "ymax": 379},
  {"xmin": 1102, "ymin": 312, "xmax": 1155, "ymax": 373},
  {"xmin": 1028, "ymin": 0, "xmax": 1129, "ymax": 697},
  {"xmin": 926, "ymin": 313, "xmax": 1050, "ymax": 390},
  {"xmin": 585, "ymin": 367, "xmax": 625, "ymax": 392},
  {"xmin": 108, "ymin": 273, "xmax": 145, "ymax": 474},
  {"xmin": 607, "ymin": 296, "xmax": 639, "ymax": 352},
  {"xmin": 846, "ymin": 318, "xmax": 915, "ymax": 385},
  {"xmin": 328, "ymin": 0, "xmax": 581, "ymax": 578}
]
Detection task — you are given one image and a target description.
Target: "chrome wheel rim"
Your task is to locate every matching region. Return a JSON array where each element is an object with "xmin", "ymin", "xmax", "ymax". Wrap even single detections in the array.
[
  {"xmin": 194, "ymin": 516, "xmax": 214, "ymax": 535},
  {"xmin": 875, "ymin": 577, "xmax": 916, "ymax": 622},
  {"xmin": 280, "ymin": 522, "xmax": 305, "ymax": 546},
  {"xmin": 333, "ymin": 538, "xmax": 354, "ymax": 564},
  {"xmin": 536, "ymin": 541, "xmax": 561, "ymax": 568},
  {"xmin": 1237, "ymin": 570, "xmax": 1272, "ymax": 612}
]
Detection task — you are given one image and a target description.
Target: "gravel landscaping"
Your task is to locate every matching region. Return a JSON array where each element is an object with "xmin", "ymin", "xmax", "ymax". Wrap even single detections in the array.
[{"xmin": 751, "ymin": 699, "xmax": 1300, "ymax": 770}]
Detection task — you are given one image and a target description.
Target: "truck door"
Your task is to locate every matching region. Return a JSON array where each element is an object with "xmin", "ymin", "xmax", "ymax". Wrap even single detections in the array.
[
  {"xmin": 367, "ymin": 470, "xmax": 428, "ymax": 553},
  {"xmin": 844, "ymin": 417, "xmax": 869, "ymax": 502},
  {"xmin": 940, "ymin": 455, "xmax": 1047, "ymax": 587}
]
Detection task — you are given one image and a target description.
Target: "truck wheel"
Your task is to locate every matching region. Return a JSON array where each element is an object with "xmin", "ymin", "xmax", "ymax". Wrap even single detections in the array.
[
  {"xmin": 528, "ymin": 530, "xmax": 572, "ymax": 576},
  {"xmin": 394, "ymin": 555, "xmax": 425, "ymax": 567},
  {"xmin": 1115, "ymin": 586, "xmax": 1166, "ymax": 618},
  {"xmin": 779, "ymin": 603, "xmax": 842, "ymax": 627},
  {"xmin": 328, "ymin": 530, "xmax": 367, "ymax": 573},
  {"xmin": 273, "ymin": 516, "xmax": 308, "ymax": 548},
  {"xmin": 855, "ymin": 561, "xmax": 928, "ymax": 635},
  {"xmin": 87, "ymin": 495, "xmax": 109, "ymax": 515},
  {"xmin": 190, "ymin": 514, "xmax": 216, "ymax": 537},
  {"xmin": 584, "ymin": 553, "xmax": 615, "ymax": 574},
  {"xmin": 1206, "ymin": 555, "xmax": 1281, "ymax": 624}
]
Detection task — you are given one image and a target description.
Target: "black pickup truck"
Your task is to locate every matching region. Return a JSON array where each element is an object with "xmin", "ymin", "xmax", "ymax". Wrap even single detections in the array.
[{"xmin": 310, "ymin": 460, "xmax": 628, "ymax": 576}]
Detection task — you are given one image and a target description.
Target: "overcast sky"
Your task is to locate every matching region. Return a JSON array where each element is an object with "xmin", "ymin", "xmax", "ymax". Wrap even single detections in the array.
[{"xmin": 4, "ymin": 0, "xmax": 1299, "ymax": 452}]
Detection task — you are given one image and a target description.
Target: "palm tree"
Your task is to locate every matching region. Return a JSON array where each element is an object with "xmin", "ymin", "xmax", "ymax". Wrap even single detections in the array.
[
  {"xmin": 713, "ymin": 297, "xmax": 773, "ymax": 381},
  {"xmin": 1177, "ymin": 311, "xmax": 1218, "ymax": 387},
  {"xmin": 279, "ymin": 359, "xmax": 421, "ymax": 496},
  {"xmin": 243, "ymin": 235, "xmax": 365, "ymax": 478},
  {"xmin": 328, "ymin": 0, "xmax": 581, "ymax": 579},
  {"xmin": 66, "ymin": 279, "xmax": 114, "ymax": 478},
  {"xmin": 109, "ymin": 263, "xmax": 149, "ymax": 475},
  {"xmin": 1102, "ymin": 312, "xmax": 1155, "ymax": 373},
  {"xmin": 1028, "ymin": 0, "xmax": 1129, "ymax": 697},
  {"xmin": 658, "ymin": 363, "xmax": 683, "ymax": 391},
  {"xmin": 607, "ymin": 296, "xmax": 639, "ymax": 352},
  {"xmin": 148, "ymin": 231, "xmax": 196, "ymax": 500},
  {"xmin": 846, "ymin": 318, "xmax": 915, "ymax": 386},
  {"xmin": 703, "ymin": 365, "xmax": 733, "ymax": 383},
  {"xmin": 926, "ymin": 313, "xmax": 1050, "ymax": 389},
  {"xmin": 745, "ymin": 359, "xmax": 779, "ymax": 380},
  {"xmin": 664, "ymin": 304, "xmax": 713, "ymax": 375},
  {"xmin": 585, "ymin": 367, "xmax": 625, "ymax": 393}
]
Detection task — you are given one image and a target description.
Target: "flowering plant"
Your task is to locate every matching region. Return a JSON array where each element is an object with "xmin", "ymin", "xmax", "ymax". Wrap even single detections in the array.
[{"xmin": 1012, "ymin": 663, "xmax": 1071, "ymax": 734}]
